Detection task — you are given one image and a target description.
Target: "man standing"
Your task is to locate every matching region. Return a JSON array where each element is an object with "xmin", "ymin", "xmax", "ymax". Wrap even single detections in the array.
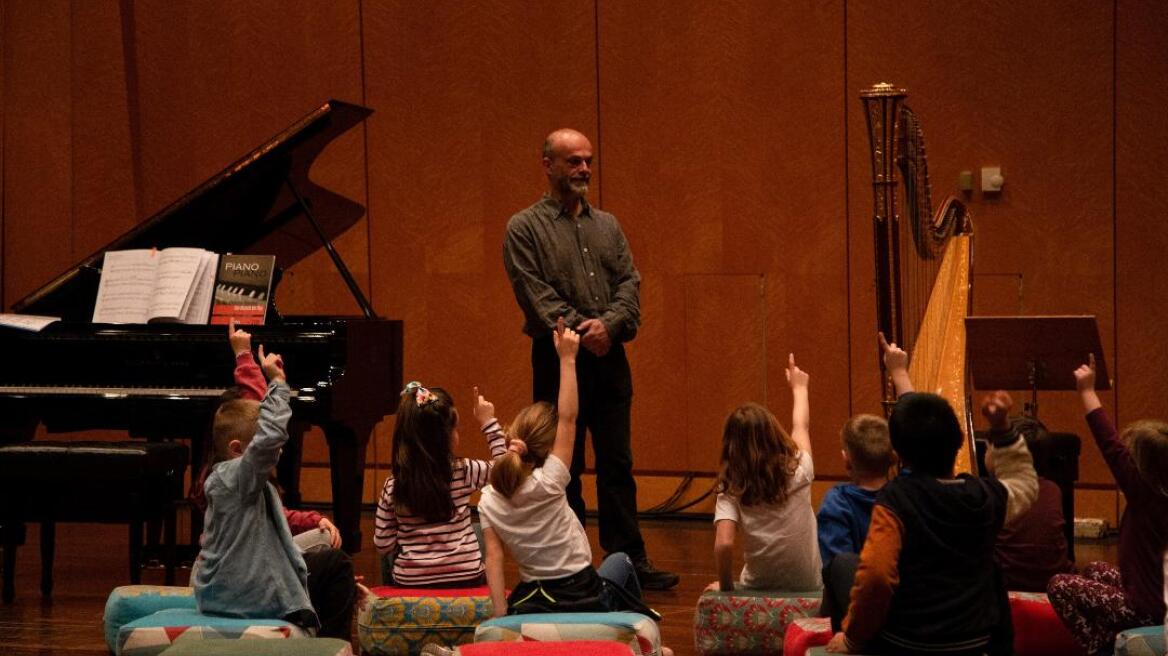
[{"xmin": 503, "ymin": 129, "xmax": 678, "ymax": 590}]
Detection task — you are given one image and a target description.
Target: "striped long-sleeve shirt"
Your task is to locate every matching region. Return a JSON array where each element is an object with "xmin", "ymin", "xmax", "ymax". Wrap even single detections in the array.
[{"xmin": 373, "ymin": 419, "xmax": 507, "ymax": 586}]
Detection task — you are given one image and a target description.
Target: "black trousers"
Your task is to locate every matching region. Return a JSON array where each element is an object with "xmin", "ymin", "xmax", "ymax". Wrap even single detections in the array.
[
  {"xmin": 532, "ymin": 335, "xmax": 645, "ymax": 559},
  {"xmin": 820, "ymin": 552, "xmax": 860, "ymax": 632},
  {"xmin": 301, "ymin": 547, "xmax": 357, "ymax": 640}
]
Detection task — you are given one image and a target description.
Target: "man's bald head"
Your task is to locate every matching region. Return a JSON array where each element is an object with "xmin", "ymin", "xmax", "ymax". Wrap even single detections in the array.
[
  {"xmin": 541, "ymin": 129, "xmax": 593, "ymax": 203},
  {"xmin": 542, "ymin": 128, "xmax": 591, "ymax": 160}
]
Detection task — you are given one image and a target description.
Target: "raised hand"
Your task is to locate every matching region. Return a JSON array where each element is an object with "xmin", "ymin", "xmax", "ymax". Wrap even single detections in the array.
[
  {"xmin": 473, "ymin": 385, "xmax": 495, "ymax": 425},
  {"xmin": 257, "ymin": 344, "xmax": 285, "ymax": 382},
  {"xmin": 785, "ymin": 353, "xmax": 810, "ymax": 390},
  {"xmin": 980, "ymin": 390, "xmax": 1013, "ymax": 431},
  {"xmin": 554, "ymin": 316, "xmax": 580, "ymax": 360},
  {"xmin": 228, "ymin": 318, "xmax": 252, "ymax": 355},
  {"xmin": 878, "ymin": 331, "xmax": 908, "ymax": 372},
  {"xmin": 1073, "ymin": 353, "xmax": 1097, "ymax": 393}
]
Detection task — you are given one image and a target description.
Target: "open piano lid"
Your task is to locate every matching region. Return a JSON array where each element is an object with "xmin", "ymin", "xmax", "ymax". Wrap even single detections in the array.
[{"xmin": 11, "ymin": 99, "xmax": 373, "ymax": 321}]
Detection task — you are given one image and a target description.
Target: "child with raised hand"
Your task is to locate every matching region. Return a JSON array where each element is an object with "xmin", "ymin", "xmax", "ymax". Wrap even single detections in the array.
[
  {"xmin": 708, "ymin": 353, "xmax": 821, "ymax": 593},
  {"xmin": 373, "ymin": 378, "xmax": 507, "ymax": 587},
  {"xmin": 1047, "ymin": 354, "xmax": 1168, "ymax": 655},
  {"xmin": 194, "ymin": 344, "xmax": 351, "ymax": 637},
  {"xmin": 825, "ymin": 340, "xmax": 1037, "ymax": 655},
  {"xmin": 477, "ymin": 319, "xmax": 657, "ymax": 620}
]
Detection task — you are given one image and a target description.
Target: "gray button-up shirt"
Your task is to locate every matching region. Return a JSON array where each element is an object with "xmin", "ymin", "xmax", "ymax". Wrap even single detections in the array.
[{"xmin": 504, "ymin": 194, "xmax": 641, "ymax": 341}]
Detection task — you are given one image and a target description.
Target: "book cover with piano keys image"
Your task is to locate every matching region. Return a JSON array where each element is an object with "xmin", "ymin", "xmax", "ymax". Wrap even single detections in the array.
[{"xmin": 210, "ymin": 254, "xmax": 276, "ymax": 325}]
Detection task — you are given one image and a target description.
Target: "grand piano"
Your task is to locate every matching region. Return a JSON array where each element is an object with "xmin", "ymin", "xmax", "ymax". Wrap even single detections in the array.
[{"xmin": 0, "ymin": 100, "xmax": 401, "ymax": 553}]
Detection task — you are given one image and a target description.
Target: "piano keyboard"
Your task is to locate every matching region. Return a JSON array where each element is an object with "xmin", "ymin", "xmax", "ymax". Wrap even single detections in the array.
[{"xmin": 0, "ymin": 386, "xmax": 301, "ymax": 398}]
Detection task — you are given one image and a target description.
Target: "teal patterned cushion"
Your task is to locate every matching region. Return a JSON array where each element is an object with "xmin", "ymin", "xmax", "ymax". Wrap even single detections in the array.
[
  {"xmin": 1114, "ymin": 626, "xmax": 1166, "ymax": 656},
  {"xmin": 116, "ymin": 608, "xmax": 306, "ymax": 656},
  {"xmin": 358, "ymin": 586, "xmax": 495, "ymax": 656},
  {"xmin": 103, "ymin": 586, "xmax": 198, "ymax": 652},
  {"xmin": 693, "ymin": 589, "xmax": 822, "ymax": 655}
]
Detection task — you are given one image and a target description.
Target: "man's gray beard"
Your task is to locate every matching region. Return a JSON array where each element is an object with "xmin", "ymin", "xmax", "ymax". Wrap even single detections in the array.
[{"xmin": 569, "ymin": 181, "xmax": 590, "ymax": 196}]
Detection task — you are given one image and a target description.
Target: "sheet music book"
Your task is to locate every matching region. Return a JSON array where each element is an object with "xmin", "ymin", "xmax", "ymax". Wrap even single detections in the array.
[
  {"xmin": 0, "ymin": 313, "xmax": 61, "ymax": 331},
  {"xmin": 209, "ymin": 254, "xmax": 276, "ymax": 325},
  {"xmin": 91, "ymin": 248, "xmax": 219, "ymax": 324}
]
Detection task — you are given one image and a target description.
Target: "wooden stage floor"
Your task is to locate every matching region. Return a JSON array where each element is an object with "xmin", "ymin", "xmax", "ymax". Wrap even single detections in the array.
[{"xmin": 0, "ymin": 513, "xmax": 1116, "ymax": 655}]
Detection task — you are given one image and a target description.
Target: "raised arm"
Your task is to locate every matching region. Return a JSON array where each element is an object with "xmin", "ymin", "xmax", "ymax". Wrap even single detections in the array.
[
  {"xmin": 549, "ymin": 318, "xmax": 581, "ymax": 467},
  {"xmin": 878, "ymin": 332, "xmax": 913, "ymax": 397},
  {"xmin": 473, "ymin": 386, "xmax": 508, "ymax": 460},
  {"xmin": 786, "ymin": 353, "xmax": 812, "ymax": 456},
  {"xmin": 1075, "ymin": 353, "xmax": 1103, "ymax": 414},
  {"xmin": 229, "ymin": 318, "xmax": 266, "ymax": 400},
  {"xmin": 237, "ymin": 347, "xmax": 290, "ymax": 499}
]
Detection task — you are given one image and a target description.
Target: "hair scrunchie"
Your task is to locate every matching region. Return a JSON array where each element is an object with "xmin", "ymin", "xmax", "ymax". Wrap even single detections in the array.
[
  {"xmin": 507, "ymin": 439, "xmax": 528, "ymax": 457},
  {"xmin": 400, "ymin": 380, "xmax": 438, "ymax": 407}
]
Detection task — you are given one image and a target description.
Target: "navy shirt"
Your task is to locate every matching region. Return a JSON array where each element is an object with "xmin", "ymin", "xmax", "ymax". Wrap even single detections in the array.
[{"xmin": 817, "ymin": 482, "xmax": 880, "ymax": 563}]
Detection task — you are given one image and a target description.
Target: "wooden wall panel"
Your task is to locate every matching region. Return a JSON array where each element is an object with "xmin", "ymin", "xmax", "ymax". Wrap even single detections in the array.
[
  {"xmin": 2, "ymin": 1, "xmax": 72, "ymax": 306},
  {"xmin": 126, "ymin": 1, "xmax": 368, "ymax": 316},
  {"xmin": 598, "ymin": 0, "xmax": 848, "ymax": 474},
  {"xmin": 361, "ymin": 1, "xmax": 598, "ymax": 488},
  {"xmin": 846, "ymin": 1, "xmax": 1115, "ymax": 483},
  {"xmin": 1117, "ymin": 0, "xmax": 1168, "ymax": 427}
]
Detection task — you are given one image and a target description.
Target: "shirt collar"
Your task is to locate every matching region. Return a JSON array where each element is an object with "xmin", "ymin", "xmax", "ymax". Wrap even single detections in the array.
[{"xmin": 540, "ymin": 192, "xmax": 592, "ymax": 220}]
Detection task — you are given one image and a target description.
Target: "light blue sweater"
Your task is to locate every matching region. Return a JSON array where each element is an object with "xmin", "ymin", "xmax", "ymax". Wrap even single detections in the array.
[{"xmin": 193, "ymin": 380, "xmax": 317, "ymax": 629}]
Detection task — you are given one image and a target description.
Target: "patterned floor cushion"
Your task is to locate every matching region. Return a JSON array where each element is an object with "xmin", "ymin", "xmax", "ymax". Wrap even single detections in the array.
[
  {"xmin": 1007, "ymin": 590, "xmax": 1087, "ymax": 656},
  {"xmin": 158, "ymin": 636, "xmax": 353, "ymax": 655},
  {"xmin": 1114, "ymin": 625, "xmax": 1166, "ymax": 656},
  {"xmin": 475, "ymin": 612, "xmax": 661, "ymax": 656},
  {"xmin": 455, "ymin": 640, "xmax": 636, "ymax": 655},
  {"xmin": 358, "ymin": 585, "xmax": 495, "ymax": 656},
  {"xmin": 104, "ymin": 586, "xmax": 198, "ymax": 652},
  {"xmin": 693, "ymin": 589, "xmax": 822, "ymax": 655},
  {"xmin": 783, "ymin": 616, "xmax": 833, "ymax": 656},
  {"xmin": 116, "ymin": 608, "xmax": 307, "ymax": 656}
]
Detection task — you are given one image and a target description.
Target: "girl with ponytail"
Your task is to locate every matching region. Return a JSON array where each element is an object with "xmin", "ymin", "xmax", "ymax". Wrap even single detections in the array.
[
  {"xmin": 477, "ymin": 319, "xmax": 658, "ymax": 621},
  {"xmin": 373, "ymin": 381, "xmax": 507, "ymax": 587}
]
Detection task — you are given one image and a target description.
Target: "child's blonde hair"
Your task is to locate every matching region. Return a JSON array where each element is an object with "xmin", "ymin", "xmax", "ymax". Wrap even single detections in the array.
[
  {"xmin": 1122, "ymin": 420, "xmax": 1168, "ymax": 497},
  {"xmin": 841, "ymin": 414, "xmax": 894, "ymax": 478},
  {"xmin": 716, "ymin": 402, "xmax": 799, "ymax": 507},
  {"xmin": 212, "ymin": 398, "xmax": 260, "ymax": 465},
  {"xmin": 489, "ymin": 402, "xmax": 557, "ymax": 499}
]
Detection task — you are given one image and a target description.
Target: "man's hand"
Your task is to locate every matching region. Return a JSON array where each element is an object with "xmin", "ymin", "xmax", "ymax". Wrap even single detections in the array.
[
  {"xmin": 824, "ymin": 633, "xmax": 851, "ymax": 653},
  {"xmin": 576, "ymin": 318, "xmax": 611, "ymax": 356},
  {"xmin": 258, "ymin": 344, "xmax": 285, "ymax": 382},
  {"xmin": 980, "ymin": 390, "xmax": 1013, "ymax": 431},
  {"xmin": 228, "ymin": 318, "xmax": 252, "ymax": 356},
  {"xmin": 473, "ymin": 386, "xmax": 495, "ymax": 425},
  {"xmin": 318, "ymin": 516, "xmax": 342, "ymax": 549}
]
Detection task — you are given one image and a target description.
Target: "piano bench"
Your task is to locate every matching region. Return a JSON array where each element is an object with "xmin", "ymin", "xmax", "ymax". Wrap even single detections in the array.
[{"xmin": 0, "ymin": 441, "xmax": 188, "ymax": 603}]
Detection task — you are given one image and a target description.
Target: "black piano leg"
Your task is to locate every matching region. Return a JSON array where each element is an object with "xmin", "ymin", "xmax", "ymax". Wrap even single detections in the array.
[
  {"xmin": 322, "ymin": 421, "xmax": 373, "ymax": 554},
  {"xmin": 277, "ymin": 422, "xmax": 309, "ymax": 509},
  {"xmin": 39, "ymin": 521, "xmax": 55, "ymax": 598}
]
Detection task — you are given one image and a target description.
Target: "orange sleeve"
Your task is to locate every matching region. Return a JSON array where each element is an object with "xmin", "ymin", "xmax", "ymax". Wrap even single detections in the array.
[{"xmin": 842, "ymin": 503, "xmax": 904, "ymax": 651}]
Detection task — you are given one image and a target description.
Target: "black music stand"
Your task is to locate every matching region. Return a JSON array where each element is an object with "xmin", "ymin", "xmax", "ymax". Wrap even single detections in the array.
[{"xmin": 965, "ymin": 316, "xmax": 1110, "ymax": 419}]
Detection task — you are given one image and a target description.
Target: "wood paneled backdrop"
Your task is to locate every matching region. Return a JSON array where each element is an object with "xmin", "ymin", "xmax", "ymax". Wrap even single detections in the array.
[{"xmin": 3, "ymin": 1, "xmax": 1165, "ymax": 525}]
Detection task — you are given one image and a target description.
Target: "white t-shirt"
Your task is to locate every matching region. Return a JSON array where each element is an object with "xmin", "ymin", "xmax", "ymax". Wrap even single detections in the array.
[
  {"xmin": 477, "ymin": 454, "xmax": 592, "ymax": 581},
  {"xmin": 714, "ymin": 450, "xmax": 822, "ymax": 591}
]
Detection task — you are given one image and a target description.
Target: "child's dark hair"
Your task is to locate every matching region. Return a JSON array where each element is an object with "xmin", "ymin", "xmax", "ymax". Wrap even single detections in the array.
[
  {"xmin": 1122, "ymin": 420, "xmax": 1168, "ymax": 497},
  {"xmin": 716, "ymin": 402, "xmax": 800, "ymax": 507},
  {"xmin": 889, "ymin": 392, "xmax": 964, "ymax": 477},
  {"xmin": 211, "ymin": 396, "xmax": 261, "ymax": 465},
  {"xmin": 391, "ymin": 384, "xmax": 458, "ymax": 522},
  {"xmin": 841, "ymin": 414, "xmax": 894, "ymax": 477},
  {"xmin": 489, "ymin": 402, "xmax": 557, "ymax": 499}
]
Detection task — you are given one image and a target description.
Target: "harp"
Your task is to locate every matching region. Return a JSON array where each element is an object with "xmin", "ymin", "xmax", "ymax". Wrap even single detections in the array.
[{"xmin": 861, "ymin": 83, "xmax": 976, "ymax": 473}]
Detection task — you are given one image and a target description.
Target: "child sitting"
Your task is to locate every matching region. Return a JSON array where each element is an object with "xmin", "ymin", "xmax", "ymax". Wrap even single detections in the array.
[
  {"xmin": 983, "ymin": 390, "xmax": 1072, "ymax": 593},
  {"xmin": 476, "ymin": 319, "xmax": 656, "ymax": 619},
  {"xmin": 193, "ymin": 344, "xmax": 352, "ymax": 638},
  {"xmin": 373, "ymin": 381, "xmax": 507, "ymax": 587},
  {"xmin": 1047, "ymin": 354, "xmax": 1168, "ymax": 655},
  {"xmin": 825, "ymin": 345, "xmax": 1037, "ymax": 655},
  {"xmin": 709, "ymin": 353, "xmax": 821, "ymax": 593}
]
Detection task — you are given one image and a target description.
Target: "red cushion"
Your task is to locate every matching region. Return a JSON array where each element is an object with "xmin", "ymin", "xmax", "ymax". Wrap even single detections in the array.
[
  {"xmin": 457, "ymin": 640, "xmax": 633, "ymax": 656},
  {"xmin": 1008, "ymin": 592, "xmax": 1087, "ymax": 656},
  {"xmin": 784, "ymin": 616, "xmax": 833, "ymax": 655},
  {"xmin": 370, "ymin": 585, "xmax": 492, "ymax": 597}
]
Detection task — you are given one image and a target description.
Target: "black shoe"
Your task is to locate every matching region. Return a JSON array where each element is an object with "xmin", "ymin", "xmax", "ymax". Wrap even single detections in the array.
[{"xmin": 633, "ymin": 557, "xmax": 679, "ymax": 590}]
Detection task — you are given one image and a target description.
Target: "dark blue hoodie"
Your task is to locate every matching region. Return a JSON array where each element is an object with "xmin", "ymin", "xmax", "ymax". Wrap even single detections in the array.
[{"xmin": 816, "ymin": 482, "xmax": 880, "ymax": 563}]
